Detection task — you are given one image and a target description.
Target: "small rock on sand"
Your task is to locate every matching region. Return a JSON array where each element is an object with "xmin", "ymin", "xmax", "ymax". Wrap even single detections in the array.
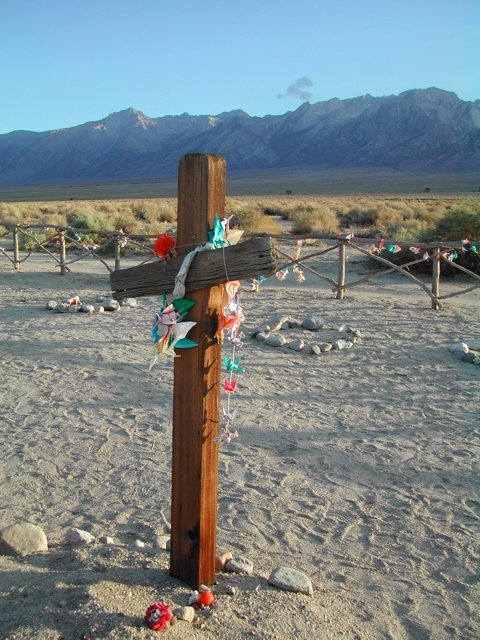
[
  {"xmin": 449, "ymin": 342, "xmax": 469, "ymax": 353},
  {"xmin": 264, "ymin": 334, "xmax": 287, "ymax": 347},
  {"xmin": 65, "ymin": 527, "xmax": 95, "ymax": 546},
  {"xmin": 319, "ymin": 342, "xmax": 332, "ymax": 352},
  {"xmin": 103, "ymin": 299, "xmax": 120, "ymax": 311},
  {"xmin": 268, "ymin": 566, "xmax": 313, "ymax": 595},
  {"xmin": 225, "ymin": 556, "xmax": 253, "ymax": 574},
  {"xmin": 153, "ymin": 535, "xmax": 170, "ymax": 550},
  {"xmin": 216, "ymin": 548, "xmax": 233, "ymax": 570},
  {"xmin": 172, "ymin": 606, "xmax": 195, "ymax": 623},
  {"xmin": 131, "ymin": 539, "xmax": 145, "ymax": 549},
  {"xmin": 301, "ymin": 315, "xmax": 323, "ymax": 331},
  {"xmin": 0, "ymin": 523, "xmax": 48, "ymax": 556},
  {"xmin": 287, "ymin": 338, "xmax": 304, "ymax": 351}
]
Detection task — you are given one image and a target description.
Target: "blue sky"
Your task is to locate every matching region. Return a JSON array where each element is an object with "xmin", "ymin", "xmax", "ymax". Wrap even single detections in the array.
[{"xmin": 1, "ymin": 0, "xmax": 479, "ymax": 134}]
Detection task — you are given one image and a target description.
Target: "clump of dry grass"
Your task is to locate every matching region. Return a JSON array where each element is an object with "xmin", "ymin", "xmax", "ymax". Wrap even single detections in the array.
[
  {"xmin": 1, "ymin": 194, "xmax": 479, "ymax": 243},
  {"xmin": 227, "ymin": 201, "xmax": 283, "ymax": 234},
  {"xmin": 288, "ymin": 205, "xmax": 339, "ymax": 234},
  {"xmin": 0, "ymin": 199, "xmax": 177, "ymax": 237}
]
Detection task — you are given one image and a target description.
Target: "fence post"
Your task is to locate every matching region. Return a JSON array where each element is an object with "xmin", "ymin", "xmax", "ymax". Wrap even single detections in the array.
[
  {"xmin": 336, "ymin": 240, "xmax": 346, "ymax": 300},
  {"xmin": 13, "ymin": 228, "xmax": 20, "ymax": 270},
  {"xmin": 114, "ymin": 238, "xmax": 122, "ymax": 271},
  {"xmin": 431, "ymin": 246, "xmax": 441, "ymax": 310},
  {"xmin": 59, "ymin": 231, "xmax": 67, "ymax": 276}
]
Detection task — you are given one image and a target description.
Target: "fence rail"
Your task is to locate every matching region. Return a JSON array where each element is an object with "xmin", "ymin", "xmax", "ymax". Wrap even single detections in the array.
[{"xmin": 1, "ymin": 221, "xmax": 479, "ymax": 310}]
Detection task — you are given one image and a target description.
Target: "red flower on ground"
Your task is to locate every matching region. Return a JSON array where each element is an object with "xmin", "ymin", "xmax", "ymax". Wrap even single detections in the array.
[
  {"xmin": 153, "ymin": 233, "xmax": 176, "ymax": 260},
  {"xmin": 144, "ymin": 602, "xmax": 173, "ymax": 631}
]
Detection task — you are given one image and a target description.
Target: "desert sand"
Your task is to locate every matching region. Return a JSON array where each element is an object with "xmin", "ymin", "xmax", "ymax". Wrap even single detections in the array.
[{"xmin": 0, "ymin": 246, "xmax": 479, "ymax": 640}]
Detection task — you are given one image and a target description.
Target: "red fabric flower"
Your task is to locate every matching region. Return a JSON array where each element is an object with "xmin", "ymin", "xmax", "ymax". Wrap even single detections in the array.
[
  {"xmin": 144, "ymin": 602, "xmax": 173, "ymax": 631},
  {"xmin": 153, "ymin": 233, "xmax": 176, "ymax": 260}
]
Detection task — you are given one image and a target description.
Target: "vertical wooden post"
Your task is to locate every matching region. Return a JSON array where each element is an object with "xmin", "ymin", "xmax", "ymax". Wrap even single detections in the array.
[
  {"xmin": 170, "ymin": 153, "xmax": 226, "ymax": 589},
  {"xmin": 431, "ymin": 246, "xmax": 441, "ymax": 310},
  {"xmin": 59, "ymin": 231, "xmax": 67, "ymax": 276},
  {"xmin": 114, "ymin": 238, "xmax": 122, "ymax": 272},
  {"xmin": 13, "ymin": 228, "xmax": 20, "ymax": 270},
  {"xmin": 336, "ymin": 240, "xmax": 346, "ymax": 300}
]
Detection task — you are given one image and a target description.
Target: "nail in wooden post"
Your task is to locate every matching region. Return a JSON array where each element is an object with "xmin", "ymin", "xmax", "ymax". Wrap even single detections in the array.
[
  {"xmin": 431, "ymin": 246, "xmax": 441, "ymax": 310},
  {"xmin": 170, "ymin": 153, "xmax": 226, "ymax": 589},
  {"xmin": 336, "ymin": 240, "xmax": 346, "ymax": 300},
  {"xmin": 13, "ymin": 228, "xmax": 20, "ymax": 270},
  {"xmin": 59, "ymin": 232, "xmax": 67, "ymax": 276}
]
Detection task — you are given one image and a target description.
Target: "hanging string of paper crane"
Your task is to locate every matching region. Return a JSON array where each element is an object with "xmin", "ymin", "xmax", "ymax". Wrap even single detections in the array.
[
  {"xmin": 368, "ymin": 238, "xmax": 478, "ymax": 262},
  {"xmin": 147, "ymin": 216, "xmax": 246, "ymax": 444}
]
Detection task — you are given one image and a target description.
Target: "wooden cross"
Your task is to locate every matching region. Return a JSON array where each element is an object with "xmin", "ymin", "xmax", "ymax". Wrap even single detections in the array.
[{"xmin": 111, "ymin": 153, "xmax": 276, "ymax": 589}]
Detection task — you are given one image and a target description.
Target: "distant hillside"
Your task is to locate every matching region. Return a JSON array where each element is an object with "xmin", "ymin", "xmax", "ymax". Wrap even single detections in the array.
[{"xmin": 0, "ymin": 88, "xmax": 479, "ymax": 184}]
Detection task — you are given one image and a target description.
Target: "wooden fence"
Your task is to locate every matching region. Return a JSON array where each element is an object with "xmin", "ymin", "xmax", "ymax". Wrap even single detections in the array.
[{"xmin": 1, "ymin": 221, "xmax": 479, "ymax": 310}]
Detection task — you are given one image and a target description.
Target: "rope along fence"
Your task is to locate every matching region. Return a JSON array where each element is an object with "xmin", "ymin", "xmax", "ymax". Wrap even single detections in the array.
[{"xmin": 1, "ymin": 221, "xmax": 479, "ymax": 310}]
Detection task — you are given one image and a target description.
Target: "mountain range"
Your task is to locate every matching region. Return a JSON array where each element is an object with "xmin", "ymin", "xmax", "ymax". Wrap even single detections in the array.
[{"xmin": 1, "ymin": 88, "xmax": 479, "ymax": 184}]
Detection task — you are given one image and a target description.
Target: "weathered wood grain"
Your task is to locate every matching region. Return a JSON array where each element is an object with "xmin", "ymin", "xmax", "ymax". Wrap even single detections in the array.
[
  {"xmin": 170, "ymin": 153, "xmax": 223, "ymax": 589},
  {"xmin": 110, "ymin": 235, "xmax": 276, "ymax": 299}
]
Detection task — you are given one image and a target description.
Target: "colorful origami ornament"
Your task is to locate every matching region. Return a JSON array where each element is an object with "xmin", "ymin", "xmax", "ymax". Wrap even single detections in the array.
[
  {"xmin": 144, "ymin": 602, "xmax": 173, "ymax": 631},
  {"xmin": 149, "ymin": 296, "xmax": 198, "ymax": 367},
  {"xmin": 223, "ymin": 377, "xmax": 237, "ymax": 393},
  {"xmin": 208, "ymin": 214, "xmax": 229, "ymax": 249},
  {"xmin": 293, "ymin": 264, "xmax": 305, "ymax": 282},
  {"xmin": 229, "ymin": 331, "xmax": 245, "ymax": 347},
  {"xmin": 222, "ymin": 356, "xmax": 245, "ymax": 371},
  {"xmin": 221, "ymin": 407, "xmax": 236, "ymax": 422},
  {"xmin": 214, "ymin": 426, "xmax": 239, "ymax": 444},
  {"xmin": 386, "ymin": 244, "xmax": 402, "ymax": 253},
  {"xmin": 215, "ymin": 282, "xmax": 244, "ymax": 344}
]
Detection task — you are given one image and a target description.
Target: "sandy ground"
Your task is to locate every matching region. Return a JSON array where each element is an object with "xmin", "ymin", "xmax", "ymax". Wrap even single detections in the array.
[{"xmin": 0, "ymin": 246, "xmax": 479, "ymax": 640}]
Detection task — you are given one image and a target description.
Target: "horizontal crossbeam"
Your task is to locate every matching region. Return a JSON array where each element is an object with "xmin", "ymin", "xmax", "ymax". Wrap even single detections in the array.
[{"xmin": 110, "ymin": 236, "xmax": 276, "ymax": 299}]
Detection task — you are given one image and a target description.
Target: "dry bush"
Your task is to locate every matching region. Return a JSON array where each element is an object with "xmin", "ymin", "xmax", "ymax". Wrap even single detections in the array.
[
  {"xmin": 229, "ymin": 203, "xmax": 283, "ymax": 234},
  {"xmin": 293, "ymin": 210, "xmax": 339, "ymax": 234},
  {"xmin": 0, "ymin": 203, "xmax": 24, "ymax": 224},
  {"xmin": 422, "ymin": 200, "xmax": 480, "ymax": 241},
  {"xmin": 383, "ymin": 219, "xmax": 432, "ymax": 241}
]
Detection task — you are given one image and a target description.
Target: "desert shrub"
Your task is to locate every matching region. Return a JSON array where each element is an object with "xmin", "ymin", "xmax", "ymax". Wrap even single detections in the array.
[
  {"xmin": 66, "ymin": 211, "xmax": 106, "ymax": 231},
  {"xmin": 130, "ymin": 200, "xmax": 176, "ymax": 224},
  {"xmin": 421, "ymin": 200, "xmax": 480, "ymax": 241},
  {"xmin": 0, "ymin": 204, "xmax": 23, "ymax": 224},
  {"xmin": 290, "ymin": 206, "xmax": 339, "ymax": 235},
  {"xmin": 382, "ymin": 219, "xmax": 431, "ymax": 242},
  {"xmin": 98, "ymin": 202, "xmax": 117, "ymax": 213},
  {"xmin": 149, "ymin": 202, "xmax": 177, "ymax": 224},
  {"xmin": 262, "ymin": 205, "xmax": 289, "ymax": 218},
  {"xmin": 111, "ymin": 213, "xmax": 142, "ymax": 235},
  {"xmin": 18, "ymin": 230, "xmax": 49, "ymax": 251},
  {"xmin": 229, "ymin": 204, "xmax": 283, "ymax": 234},
  {"xmin": 38, "ymin": 213, "xmax": 68, "ymax": 228},
  {"xmin": 341, "ymin": 206, "xmax": 377, "ymax": 227}
]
